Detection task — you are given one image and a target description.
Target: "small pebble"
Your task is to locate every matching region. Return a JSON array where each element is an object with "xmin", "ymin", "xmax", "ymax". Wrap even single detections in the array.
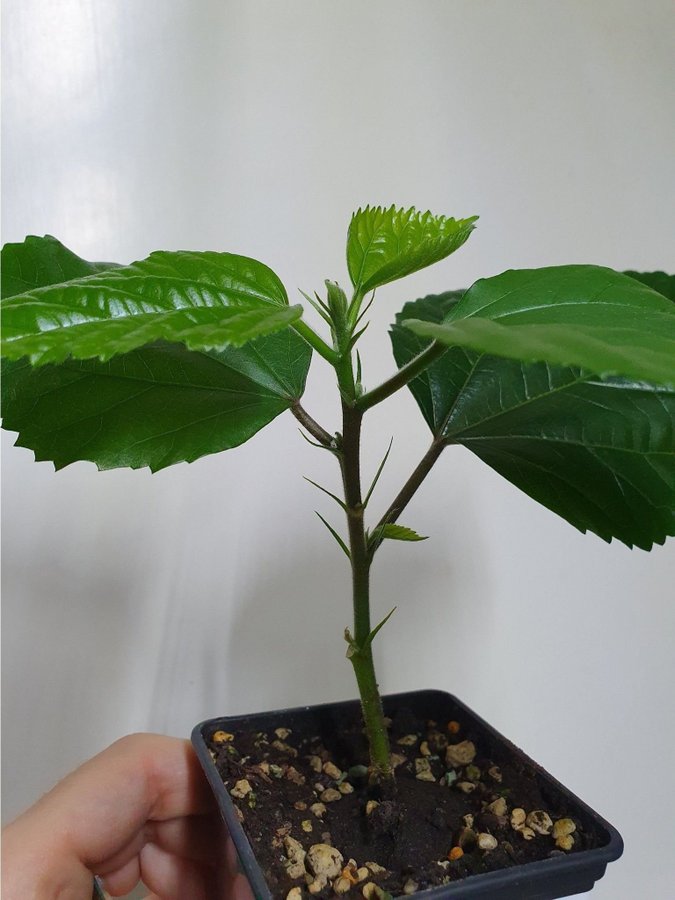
[
  {"xmin": 308, "ymin": 756, "xmax": 323, "ymax": 773},
  {"xmin": 334, "ymin": 877, "xmax": 352, "ymax": 894},
  {"xmin": 552, "ymin": 818, "xmax": 576, "ymax": 840},
  {"xmin": 306, "ymin": 844, "xmax": 344, "ymax": 880},
  {"xmin": 445, "ymin": 741, "xmax": 476, "ymax": 767},
  {"xmin": 416, "ymin": 770, "xmax": 436, "ymax": 782},
  {"xmin": 487, "ymin": 798, "xmax": 508, "ymax": 817},
  {"xmin": 403, "ymin": 879, "xmax": 418, "ymax": 894},
  {"xmin": 447, "ymin": 721, "xmax": 461, "ymax": 734},
  {"xmin": 526, "ymin": 810, "xmax": 553, "ymax": 836},
  {"xmin": 338, "ymin": 782, "xmax": 354, "ymax": 794},
  {"xmin": 397, "ymin": 734, "xmax": 418, "ymax": 747},
  {"xmin": 443, "ymin": 771, "xmax": 457, "ymax": 786},
  {"xmin": 313, "ymin": 783, "xmax": 325, "ymax": 793},
  {"xmin": 519, "ymin": 827, "xmax": 536, "ymax": 841},
  {"xmin": 477, "ymin": 833, "xmax": 498, "ymax": 851},
  {"xmin": 285, "ymin": 767, "xmax": 306, "ymax": 785},
  {"xmin": 212, "ymin": 730, "xmax": 234, "ymax": 743},
  {"xmin": 362, "ymin": 883, "xmax": 385, "ymax": 900},
  {"xmin": 463, "ymin": 814, "xmax": 475, "ymax": 828},
  {"xmin": 230, "ymin": 779, "xmax": 252, "ymax": 799},
  {"xmin": 283, "ymin": 836, "xmax": 307, "ymax": 880},
  {"xmin": 390, "ymin": 753, "xmax": 407, "ymax": 768},
  {"xmin": 275, "ymin": 727, "xmax": 292, "ymax": 740},
  {"xmin": 286, "ymin": 889, "xmax": 302, "ymax": 900},
  {"xmin": 269, "ymin": 764, "xmax": 283, "ymax": 778},
  {"xmin": 364, "ymin": 862, "xmax": 386, "ymax": 875},
  {"xmin": 488, "ymin": 765, "xmax": 502, "ymax": 782},
  {"xmin": 340, "ymin": 864, "xmax": 359, "ymax": 885},
  {"xmin": 419, "ymin": 741, "xmax": 431, "ymax": 757},
  {"xmin": 272, "ymin": 740, "xmax": 298, "ymax": 757},
  {"xmin": 510, "ymin": 808, "xmax": 526, "ymax": 829},
  {"xmin": 323, "ymin": 761, "xmax": 343, "ymax": 780},
  {"xmin": 320, "ymin": 788, "xmax": 342, "ymax": 802},
  {"xmin": 356, "ymin": 867, "xmax": 369, "ymax": 882},
  {"xmin": 415, "ymin": 758, "xmax": 433, "ymax": 777},
  {"xmin": 310, "ymin": 803, "xmax": 327, "ymax": 819},
  {"xmin": 301, "ymin": 820, "xmax": 313, "ymax": 833},
  {"xmin": 448, "ymin": 846, "xmax": 464, "ymax": 861},
  {"xmin": 556, "ymin": 834, "xmax": 575, "ymax": 851},
  {"xmin": 294, "ymin": 801, "xmax": 308, "ymax": 811},
  {"xmin": 284, "ymin": 835, "xmax": 305, "ymax": 859},
  {"xmin": 456, "ymin": 781, "xmax": 476, "ymax": 794},
  {"xmin": 365, "ymin": 800, "xmax": 379, "ymax": 816}
]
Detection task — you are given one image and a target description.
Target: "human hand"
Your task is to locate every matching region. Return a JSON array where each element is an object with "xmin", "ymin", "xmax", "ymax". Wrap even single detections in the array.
[{"xmin": 1, "ymin": 733, "xmax": 253, "ymax": 900}]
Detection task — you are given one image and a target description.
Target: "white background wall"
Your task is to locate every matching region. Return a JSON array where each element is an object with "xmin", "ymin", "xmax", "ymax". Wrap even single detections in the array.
[{"xmin": 2, "ymin": 2, "xmax": 674, "ymax": 898}]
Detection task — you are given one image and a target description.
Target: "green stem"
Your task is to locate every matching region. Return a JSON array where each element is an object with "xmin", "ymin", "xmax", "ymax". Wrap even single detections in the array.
[
  {"xmin": 292, "ymin": 319, "xmax": 339, "ymax": 365},
  {"xmin": 373, "ymin": 439, "xmax": 445, "ymax": 538},
  {"xmin": 356, "ymin": 341, "xmax": 446, "ymax": 411},
  {"xmin": 350, "ymin": 643, "xmax": 393, "ymax": 779},
  {"xmin": 339, "ymin": 400, "xmax": 393, "ymax": 780}
]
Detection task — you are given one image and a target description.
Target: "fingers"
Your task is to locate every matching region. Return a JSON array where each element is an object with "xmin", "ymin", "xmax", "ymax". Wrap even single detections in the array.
[
  {"xmin": 99, "ymin": 856, "xmax": 140, "ymax": 897},
  {"xmin": 24, "ymin": 734, "xmax": 215, "ymax": 870},
  {"xmin": 146, "ymin": 813, "xmax": 220, "ymax": 864},
  {"xmin": 140, "ymin": 842, "xmax": 213, "ymax": 900},
  {"xmin": 2, "ymin": 733, "xmax": 223, "ymax": 900}
]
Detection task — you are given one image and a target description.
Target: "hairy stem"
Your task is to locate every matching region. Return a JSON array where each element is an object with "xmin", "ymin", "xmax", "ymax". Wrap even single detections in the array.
[
  {"xmin": 291, "ymin": 403, "xmax": 334, "ymax": 448},
  {"xmin": 374, "ymin": 439, "xmax": 445, "ymax": 536},
  {"xmin": 356, "ymin": 341, "xmax": 446, "ymax": 411},
  {"xmin": 339, "ymin": 401, "xmax": 393, "ymax": 780},
  {"xmin": 292, "ymin": 319, "xmax": 339, "ymax": 365}
]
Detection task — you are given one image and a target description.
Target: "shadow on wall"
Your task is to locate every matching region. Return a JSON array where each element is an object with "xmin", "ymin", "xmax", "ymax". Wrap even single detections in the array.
[{"xmin": 218, "ymin": 544, "xmax": 356, "ymax": 716}]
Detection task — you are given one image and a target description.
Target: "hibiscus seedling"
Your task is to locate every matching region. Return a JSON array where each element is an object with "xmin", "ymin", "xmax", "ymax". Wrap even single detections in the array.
[{"xmin": 2, "ymin": 206, "xmax": 674, "ymax": 779}]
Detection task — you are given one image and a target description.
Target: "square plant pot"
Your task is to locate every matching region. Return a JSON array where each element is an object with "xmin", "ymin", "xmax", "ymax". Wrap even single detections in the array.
[{"xmin": 192, "ymin": 690, "xmax": 622, "ymax": 900}]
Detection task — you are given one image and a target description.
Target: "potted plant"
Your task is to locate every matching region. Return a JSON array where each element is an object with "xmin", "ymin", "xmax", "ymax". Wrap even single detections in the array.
[{"xmin": 2, "ymin": 206, "xmax": 673, "ymax": 899}]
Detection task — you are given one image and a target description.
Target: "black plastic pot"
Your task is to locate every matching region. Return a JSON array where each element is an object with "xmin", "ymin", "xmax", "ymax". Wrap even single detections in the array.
[{"xmin": 192, "ymin": 690, "xmax": 623, "ymax": 900}]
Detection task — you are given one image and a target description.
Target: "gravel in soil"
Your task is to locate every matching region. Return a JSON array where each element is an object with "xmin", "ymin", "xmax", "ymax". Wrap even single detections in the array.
[{"xmin": 208, "ymin": 702, "xmax": 601, "ymax": 899}]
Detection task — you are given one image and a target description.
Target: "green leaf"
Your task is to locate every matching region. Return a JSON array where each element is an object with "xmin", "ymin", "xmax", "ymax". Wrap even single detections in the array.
[
  {"xmin": 403, "ymin": 265, "xmax": 675, "ymax": 387},
  {"xmin": 392, "ymin": 292, "xmax": 675, "ymax": 549},
  {"xmin": 2, "ymin": 332, "xmax": 312, "ymax": 472},
  {"xmin": 1, "ymin": 241, "xmax": 301, "ymax": 365},
  {"xmin": 1, "ymin": 234, "xmax": 120, "ymax": 297},
  {"xmin": 623, "ymin": 270, "xmax": 675, "ymax": 302},
  {"xmin": 347, "ymin": 205, "xmax": 477, "ymax": 296},
  {"xmin": 1, "ymin": 236, "xmax": 312, "ymax": 471},
  {"xmin": 377, "ymin": 524, "xmax": 428, "ymax": 542}
]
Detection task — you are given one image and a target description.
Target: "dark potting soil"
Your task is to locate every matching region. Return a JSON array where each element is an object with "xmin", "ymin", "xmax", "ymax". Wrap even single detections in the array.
[{"xmin": 208, "ymin": 700, "xmax": 602, "ymax": 899}]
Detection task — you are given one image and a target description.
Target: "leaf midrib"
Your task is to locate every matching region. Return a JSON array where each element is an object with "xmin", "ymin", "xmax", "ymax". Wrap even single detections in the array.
[
  {"xmin": 3, "ymin": 278, "xmax": 277, "ymax": 314},
  {"xmin": 440, "ymin": 360, "xmax": 672, "ymax": 445}
]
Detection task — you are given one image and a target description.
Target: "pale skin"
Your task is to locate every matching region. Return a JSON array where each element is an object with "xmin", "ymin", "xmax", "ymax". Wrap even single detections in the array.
[{"xmin": 1, "ymin": 734, "xmax": 253, "ymax": 900}]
